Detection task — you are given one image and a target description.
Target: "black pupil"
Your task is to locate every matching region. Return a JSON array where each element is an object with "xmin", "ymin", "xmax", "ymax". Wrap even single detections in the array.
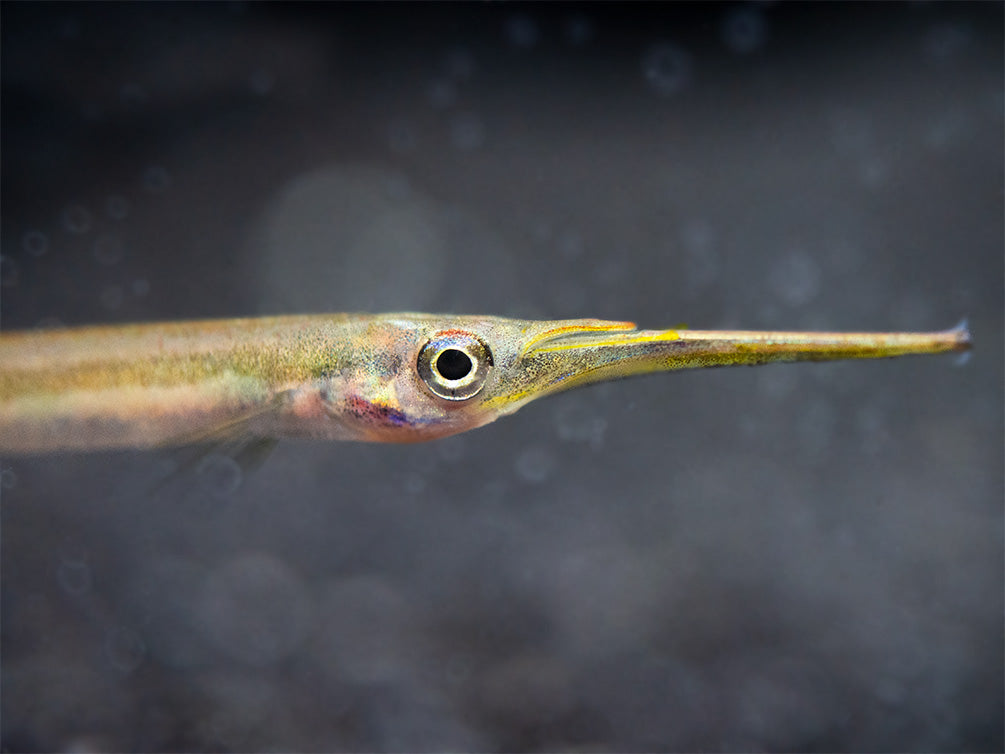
[{"xmin": 437, "ymin": 348, "xmax": 472, "ymax": 380}]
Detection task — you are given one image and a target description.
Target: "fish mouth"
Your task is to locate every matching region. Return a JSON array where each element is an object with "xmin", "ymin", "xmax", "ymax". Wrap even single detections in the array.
[{"xmin": 493, "ymin": 318, "xmax": 972, "ymax": 408}]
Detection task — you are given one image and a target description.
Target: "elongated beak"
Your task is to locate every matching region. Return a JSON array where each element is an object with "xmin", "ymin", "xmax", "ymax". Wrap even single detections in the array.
[{"xmin": 493, "ymin": 320, "xmax": 972, "ymax": 406}]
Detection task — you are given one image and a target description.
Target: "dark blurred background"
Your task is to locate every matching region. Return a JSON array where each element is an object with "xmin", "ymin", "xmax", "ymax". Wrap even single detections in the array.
[{"xmin": 2, "ymin": 2, "xmax": 1002, "ymax": 751}]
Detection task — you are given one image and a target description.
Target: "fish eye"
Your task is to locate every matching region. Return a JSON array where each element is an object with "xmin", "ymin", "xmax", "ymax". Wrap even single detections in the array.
[{"xmin": 417, "ymin": 331, "xmax": 493, "ymax": 401}]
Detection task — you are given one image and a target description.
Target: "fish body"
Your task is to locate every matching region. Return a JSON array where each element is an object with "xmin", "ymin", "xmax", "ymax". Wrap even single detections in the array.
[{"xmin": 0, "ymin": 313, "xmax": 971, "ymax": 453}]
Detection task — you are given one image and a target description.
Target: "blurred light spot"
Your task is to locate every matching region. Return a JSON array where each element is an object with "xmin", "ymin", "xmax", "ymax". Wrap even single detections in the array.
[
  {"xmin": 563, "ymin": 14, "xmax": 594, "ymax": 46},
  {"xmin": 795, "ymin": 398, "xmax": 837, "ymax": 460},
  {"xmin": 316, "ymin": 576, "xmax": 415, "ymax": 683},
  {"xmin": 99, "ymin": 284, "xmax": 124, "ymax": 310},
  {"xmin": 721, "ymin": 6, "xmax": 768, "ymax": 55},
  {"xmin": 828, "ymin": 109, "xmax": 874, "ymax": 157},
  {"xmin": 922, "ymin": 23, "xmax": 973, "ymax": 62},
  {"xmin": 557, "ymin": 228, "xmax": 584, "ymax": 260},
  {"xmin": 249, "ymin": 68, "xmax": 275, "ymax": 96},
  {"xmin": 383, "ymin": 172, "xmax": 413, "ymax": 201},
  {"xmin": 57, "ymin": 555, "xmax": 92, "ymax": 596},
  {"xmin": 126, "ymin": 557, "xmax": 212, "ymax": 668},
  {"xmin": 143, "ymin": 165, "xmax": 172, "ymax": 192},
  {"xmin": 404, "ymin": 471, "xmax": 427, "ymax": 495},
  {"xmin": 859, "ymin": 158, "xmax": 889, "ymax": 189},
  {"xmin": 61, "ymin": 204, "xmax": 92, "ymax": 234},
  {"xmin": 449, "ymin": 112, "xmax": 485, "ymax": 151},
  {"xmin": 427, "ymin": 78, "xmax": 457, "ymax": 109},
  {"xmin": 0, "ymin": 466, "xmax": 17, "ymax": 490},
  {"xmin": 680, "ymin": 219, "xmax": 720, "ymax": 290},
  {"xmin": 1, "ymin": 256, "xmax": 19, "ymax": 287},
  {"xmin": 593, "ymin": 257, "xmax": 626, "ymax": 288},
  {"xmin": 195, "ymin": 454, "xmax": 243, "ymax": 498},
  {"xmin": 530, "ymin": 218, "xmax": 553, "ymax": 244},
  {"xmin": 131, "ymin": 278, "xmax": 150, "ymax": 297},
  {"xmin": 119, "ymin": 83, "xmax": 148, "ymax": 108},
  {"xmin": 104, "ymin": 625, "xmax": 146, "ymax": 674},
  {"xmin": 22, "ymin": 230, "xmax": 48, "ymax": 257},
  {"xmin": 437, "ymin": 434, "xmax": 468, "ymax": 463},
  {"xmin": 924, "ymin": 108, "xmax": 971, "ymax": 150},
  {"xmin": 80, "ymin": 102, "xmax": 104, "ymax": 122},
  {"xmin": 555, "ymin": 401, "xmax": 607, "ymax": 449},
  {"xmin": 642, "ymin": 43, "xmax": 693, "ymax": 97},
  {"xmin": 515, "ymin": 445, "xmax": 555, "ymax": 484},
  {"xmin": 257, "ymin": 166, "xmax": 455, "ymax": 311},
  {"xmin": 58, "ymin": 15, "xmax": 80, "ymax": 39},
  {"xmin": 387, "ymin": 118, "xmax": 418, "ymax": 153},
  {"xmin": 555, "ymin": 280, "xmax": 587, "ymax": 313},
  {"xmin": 856, "ymin": 405, "xmax": 891, "ymax": 457},
  {"xmin": 478, "ymin": 654, "xmax": 573, "ymax": 727},
  {"xmin": 106, "ymin": 195, "xmax": 130, "ymax": 220},
  {"xmin": 444, "ymin": 48, "xmax": 475, "ymax": 81},
  {"xmin": 757, "ymin": 365, "xmax": 799, "ymax": 400},
  {"xmin": 93, "ymin": 233, "xmax": 124, "ymax": 265},
  {"xmin": 505, "ymin": 14, "xmax": 540, "ymax": 49},
  {"xmin": 769, "ymin": 251, "xmax": 820, "ymax": 307},
  {"xmin": 199, "ymin": 553, "xmax": 313, "ymax": 667}
]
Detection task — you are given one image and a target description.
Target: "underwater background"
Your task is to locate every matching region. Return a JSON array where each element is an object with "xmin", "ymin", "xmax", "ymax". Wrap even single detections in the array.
[{"xmin": 2, "ymin": 3, "xmax": 1002, "ymax": 751}]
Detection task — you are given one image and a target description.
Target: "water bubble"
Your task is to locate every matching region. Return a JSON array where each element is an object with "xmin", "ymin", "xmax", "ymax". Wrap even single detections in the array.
[
  {"xmin": 769, "ymin": 250, "xmax": 821, "ymax": 307},
  {"xmin": 104, "ymin": 625, "xmax": 146, "ymax": 673},
  {"xmin": 22, "ymin": 230, "xmax": 48, "ymax": 257},
  {"xmin": 426, "ymin": 78, "xmax": 457, "ymax": 109},
  {"xmin": 505, "ymin": 14, "xmax": 540, "ymax": 49},
  {"xmin": 1, "ymin": 466, "xmax": 17, "ymax": 489},
  {"xmin": 99, "ymin": 284, "xmax": 124, "ymax": 310},
  {"xmin": 93, "ymin": 233, "xmax": 124, "ymax": 265},
  {"xmin": 642, "ymin": 43, "xmax": 693, "ymax": 97},
  {"xmin": 57, "ymin": 555, "xmax": 93, "ymax": 595},
  {"xmin": 563, "ymin": 14, "xmax": 594, "ymax": 46},
  {"xmin": 721, "ymin": 6, "xmax": 768, "ymax": 55},
  {"xmin": 449, "ymin": 112, "xmax": 485, "ymax": 151},
  {"xmin": 0, "ymin": 256, "xmax": 19, "ymax": 287},
  {"xmin": 444, "ymin": 48, "xmax": 475, "ymax": 81},
  {"xmin": 131, "ymin": 278, "xmax": 150, "ymax": 297},
  {"xmin": 249, "ymin": 68, "xmax": 275, "ymax": 96},
  {"xmin": 142, "ymin": 165, "xmax": 172, "ymax": 192},
  {"xmin": 387, "ymin": 118, "xmax": 418, "ymax": 153},
  {"xmin": 61, "ymin": 204, "xmax": 92, "ymax": 234},
  {"xmin": 106, "ymin": 195, "xmax": 130, "ymax": 220},
  {"xmin": 195, "ymin": 454, "xmax": 243, "ymax": 498},
  {"xmin": 515, "ymin": 445, "xmax": 556, "ymax": 484}
]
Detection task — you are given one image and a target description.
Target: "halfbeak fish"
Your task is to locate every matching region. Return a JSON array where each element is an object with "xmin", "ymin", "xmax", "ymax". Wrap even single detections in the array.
[{"xmin": 0, "ymin": 313, "xmax": 971, "ymax": 453}]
